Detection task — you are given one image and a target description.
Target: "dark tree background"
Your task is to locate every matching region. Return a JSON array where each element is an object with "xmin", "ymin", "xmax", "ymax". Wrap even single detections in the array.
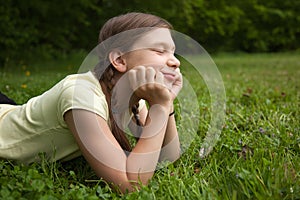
[{"xmin": 0, "ymin": 0, "xmax": 299, "ymax": 66}]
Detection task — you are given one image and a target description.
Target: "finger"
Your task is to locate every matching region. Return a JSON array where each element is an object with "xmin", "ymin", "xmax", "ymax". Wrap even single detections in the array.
[
  {"xmin": 155, "ymin": 71, "xmax": 165, "ymax": 85},
  {"xmin": 128, "ymin": 70, "xmax": 138, "ymax": 90},
  {"xmin": 175, "ymin": 72, "xmax": 183, "ymax": 82},
  {"xmin": 135, "ymin": 66, "xmax": 146, "ymax": 87},
  {"xmin": 173, "ymin": 71, "xmax": 183, "ymax": 84},
  {"xmin": 174, "ymin": 68, "xmax": 182, "ymax": 78},
  {"xmin": 146, "ymin": 67, "xmax": 155, "ymax": 83}
]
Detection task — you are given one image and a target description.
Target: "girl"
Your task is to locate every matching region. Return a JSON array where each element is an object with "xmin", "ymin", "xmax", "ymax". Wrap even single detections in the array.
[{"xmin": 0, "ymin": 12, "xmax": 182, "ymax": 193}]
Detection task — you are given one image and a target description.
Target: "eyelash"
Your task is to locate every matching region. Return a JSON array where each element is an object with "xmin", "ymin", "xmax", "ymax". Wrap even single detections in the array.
[{"xmin": 151, "ymin": 48, "xmax": 165, "ymax": 53}]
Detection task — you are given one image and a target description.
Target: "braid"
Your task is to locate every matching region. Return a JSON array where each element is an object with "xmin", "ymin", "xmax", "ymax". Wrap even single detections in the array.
[
  {"xmin": 131, "ymin": 103, "xmax": 142, "ymax": 139},
  {"xmin": 100, "ymin": 65, "xmax": 115, "ymax": 90},
  {"xmin": 93, "ymin": 12, "xmax": 173, "ymax": 151},
  {"xmin": 99, "ymin": 65, "xmax": 142, "ymax": 152},
  {"xmin": 131, "ymin": 103, "xmax": 141, "ymax": 126}
]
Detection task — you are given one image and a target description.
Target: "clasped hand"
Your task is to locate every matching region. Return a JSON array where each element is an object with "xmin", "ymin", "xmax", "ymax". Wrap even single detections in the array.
[{"xmin": 111, "ymin": 65, "xmax": 182, "ymax": 113}]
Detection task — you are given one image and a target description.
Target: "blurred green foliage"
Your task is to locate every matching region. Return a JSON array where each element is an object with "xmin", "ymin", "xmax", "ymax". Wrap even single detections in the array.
[{"xmin": 0, "ymin": 0, "xmax": 299, "ymax": 66}]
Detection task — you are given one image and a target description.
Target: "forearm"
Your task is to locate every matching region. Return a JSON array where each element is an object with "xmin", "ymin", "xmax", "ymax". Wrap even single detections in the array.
[
  {"xmin": 159, "ymin": 105, "xmax": 180, "ymax": 162},
  {"xmin": 114, "ymin": 114, "xmax": 180, "ymax": 192},
  {"xmin": 126, "ymin": 104, "xmax": 169, "ymax": 185}
]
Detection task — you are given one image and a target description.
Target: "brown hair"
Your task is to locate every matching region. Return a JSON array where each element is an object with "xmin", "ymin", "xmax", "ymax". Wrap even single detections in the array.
[{"xmin": 96, "ymin": 12, "xmax": 173, "ymax": 151}]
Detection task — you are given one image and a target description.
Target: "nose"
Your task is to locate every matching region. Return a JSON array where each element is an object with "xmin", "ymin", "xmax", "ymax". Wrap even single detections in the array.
[{"xmin": 167, "ymin": 54, "xmax": 180, "ymax": 69}]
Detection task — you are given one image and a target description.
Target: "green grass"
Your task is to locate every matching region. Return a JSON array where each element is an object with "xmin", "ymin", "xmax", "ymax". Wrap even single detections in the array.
[{"xmin": 0, "ymin": 52, "xmax": 299, "ymax": 199}]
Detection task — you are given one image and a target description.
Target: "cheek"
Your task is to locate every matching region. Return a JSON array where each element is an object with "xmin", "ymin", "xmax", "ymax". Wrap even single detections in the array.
[{"xmin": 126, "ymin": 51, "xmax": 165, "ymax": 67}]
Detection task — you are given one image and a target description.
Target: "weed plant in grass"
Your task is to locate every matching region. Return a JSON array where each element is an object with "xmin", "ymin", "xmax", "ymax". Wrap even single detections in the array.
[{"xmin": 0, "ymin": 52, "xmax": 299, "ymax": 199}]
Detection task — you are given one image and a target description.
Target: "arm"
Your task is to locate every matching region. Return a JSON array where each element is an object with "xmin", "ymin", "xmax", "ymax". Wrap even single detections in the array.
[
  {"xmin": 159, "ymin": 104, "xmax": 180, "ymax": 162},
  {"xmin": 64, "ymin": 105, "xmax": 170, "ymax": 193},
  {"xmin": 159, "ymin": 67, "xmax": 183, "ymax": 162},
  {"xmin": 137, "ymin": 104, "xmax": 180, "ymax": 163},
  {"xmin": 135, "ymin": 66, "xmax": 182, "ymax": 163},
  {"xmin": 65, "ymin": 66, "xmax": 181, "ymax": 193},
  {"xmin": 64, "ymin": 66, "xmax": 173, "ymax": 193}
]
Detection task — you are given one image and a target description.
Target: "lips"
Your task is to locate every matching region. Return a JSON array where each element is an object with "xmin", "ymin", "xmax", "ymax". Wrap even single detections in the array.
[{"xmin": 162, "ymin": 72, "xmax": 176, "ymax": 81}]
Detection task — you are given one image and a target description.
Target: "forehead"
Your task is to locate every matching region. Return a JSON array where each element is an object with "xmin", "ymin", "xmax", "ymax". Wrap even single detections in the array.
[{"xmin": 131, "ymin": 28, "xmax": 175, "ymax": 50}]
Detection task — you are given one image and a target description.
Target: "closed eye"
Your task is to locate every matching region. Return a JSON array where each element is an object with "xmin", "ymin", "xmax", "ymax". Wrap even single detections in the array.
[{"xmin": 150, "ymin": 48, "xmax": 166, "ymax": 54}]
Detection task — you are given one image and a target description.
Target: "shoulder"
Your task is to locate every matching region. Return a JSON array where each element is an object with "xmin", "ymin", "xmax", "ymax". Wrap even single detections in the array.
[
  {"xmin": 59, "ymin": 71, "xmax": 104, "ymax": 97},
  {"xmin": 62, "ymin": 71, "xmax": 100, "ymax": 88},
  {"xmin": 57, "ymin": 71, "xmax": 109, "ymax": 121}
]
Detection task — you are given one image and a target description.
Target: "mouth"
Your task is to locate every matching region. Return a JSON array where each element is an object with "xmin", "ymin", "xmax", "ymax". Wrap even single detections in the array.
[{"xmin": 162, "ymin": 72, "xmax": 176, "ymax": 81}]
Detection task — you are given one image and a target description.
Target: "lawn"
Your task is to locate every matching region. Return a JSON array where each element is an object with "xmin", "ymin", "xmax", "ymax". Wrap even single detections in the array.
[{"xmin": 0, "ymin": 52, "xmax": 299, "ymax": 199}]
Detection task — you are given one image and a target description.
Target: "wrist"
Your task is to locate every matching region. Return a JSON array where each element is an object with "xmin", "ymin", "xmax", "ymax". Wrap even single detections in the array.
[
  {"xmin": 169, "ymin": 110, "xmax": 175, "ymax": 116},
  {"xmin": 148, "ymin": 102, "xmax": 174, "ymax": 118},
  {"xmin": 169, "ymin": 104, "xmax": 174, "ymax": 113},
  {"xmin": 148, "ymin": 100, "xmax": 172, "ymax": 109}
]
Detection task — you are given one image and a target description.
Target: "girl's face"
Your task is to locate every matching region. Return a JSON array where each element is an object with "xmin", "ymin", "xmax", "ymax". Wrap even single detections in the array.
[{"xmin": 121, "ymin": 28, "xmax": 180, "ymax": 89}]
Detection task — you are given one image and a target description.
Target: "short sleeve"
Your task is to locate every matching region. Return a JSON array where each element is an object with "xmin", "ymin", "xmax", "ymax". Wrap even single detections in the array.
[{"xmin": 57, "ymin": 77, "xmax": 109, "ymax": 125}]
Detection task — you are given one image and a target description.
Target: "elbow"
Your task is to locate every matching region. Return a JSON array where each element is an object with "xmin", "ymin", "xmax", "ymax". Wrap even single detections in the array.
[
  {"xmin": 114, "ymin": 175, "xmax": 147, "ymax": 194},
  {"xmin": 171, "ymin": 153, "xmax": 181, "ymax": 163},
  {"xmin": 117, "ymin": 182, "xmax": 139, "ymax": 194},
  {"xmin": 159, "ymin": 146, "xmax": 181, "ymax": 163},
  {"xmin": 104, "ymin": 172, "xmax": 151, "ymax": 194},
  {"xmin": 126, "ymin": 171, "xmax": 153, "ymax": 188}
]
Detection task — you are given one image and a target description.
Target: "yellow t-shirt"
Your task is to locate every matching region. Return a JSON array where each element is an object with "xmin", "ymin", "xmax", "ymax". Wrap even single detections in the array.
[{"xmin": 0, "ymin": 71, "xmax": 143, "ymax": 163}]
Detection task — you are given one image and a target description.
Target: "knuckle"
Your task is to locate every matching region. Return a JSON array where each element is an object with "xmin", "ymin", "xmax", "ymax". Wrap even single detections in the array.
[
  {"xmin": 135, "ymin": 65, "xmax": 145, "ymax": 70},
  {"xmin": 146, "ymin": 66, "xmax": 155, "ymax": 72},
  {"xmin": 128, "ymin": 70, "xmax": 135, "ymax": 76}
]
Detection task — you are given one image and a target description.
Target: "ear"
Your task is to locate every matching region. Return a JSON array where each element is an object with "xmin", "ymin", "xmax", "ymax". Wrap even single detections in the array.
[{"xmin": 109, "ymin": 50, "xmax": 127, "ymax": 73}]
